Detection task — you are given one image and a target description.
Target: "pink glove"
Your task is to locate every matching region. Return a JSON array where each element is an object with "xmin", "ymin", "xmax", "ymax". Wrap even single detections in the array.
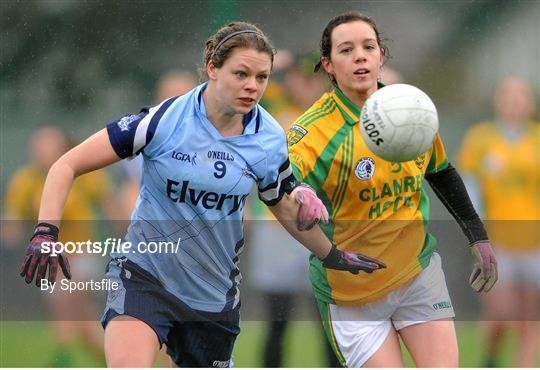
[
  {"xmin": 291, "ymin": 185, "xmax": 330, "ymax": 231},
  {"xmin": 469, "ymin": 240, "xmax": 498, "ymax": 293}
]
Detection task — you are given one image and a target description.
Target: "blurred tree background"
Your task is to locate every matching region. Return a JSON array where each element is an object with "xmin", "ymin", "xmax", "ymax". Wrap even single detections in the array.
[{"xmin": 1, "ymin": 1, "xmax": 537, "ymax": 149}]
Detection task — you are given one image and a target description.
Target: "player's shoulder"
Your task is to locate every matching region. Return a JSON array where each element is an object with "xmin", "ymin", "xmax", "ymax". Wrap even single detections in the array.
[
  {"xmin": 293, "ymin": 92, "xmax": 343, "ymax": 129},
  {"xmin": 254, "ymin": 105, "xmax": 288, "ymax": 149},
  {"xmin": 77, "ymin": 169, "xmax": 111, "ymax": 189},
  {"xmin": 529, "ymin": 121, "xmax": 540, "ymax": 135},
  {"xmin": 526, "ymin": 121, "xmax": 540, "ymax": 145},
  {"xmin": 5, "ymin": 166, "xmax": 44, "ymax": 203},
  {"xmin": 257, "ymin": 104, "xmax": 285, "ymax": 135},
  {"xmin": 287, "ymin": 93, "xmax": 343, "ymax": 149},
  {"xmin": 153, "ymin": 85, "xmax": 199, "ymax": 121},
  {"xmin": 8, "ymin": 165, "xmax": 41, "ymax": 186},
  {"xmin": 146, "ymin": 85, "xmax": 202, "ymax": 143},
  {"xmin": 465, "ymin": 121, "xmax": 497, "ymax": 138}
]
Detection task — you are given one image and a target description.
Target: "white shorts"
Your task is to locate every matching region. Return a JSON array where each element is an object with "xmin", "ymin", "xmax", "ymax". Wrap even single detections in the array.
[
  {"xmin": 495, "ymin": 246, "xmax": 540, "ymax": 289},
  {"xmin": 320, "ymin": 252, "xmax": 455, "ymax": 368}
]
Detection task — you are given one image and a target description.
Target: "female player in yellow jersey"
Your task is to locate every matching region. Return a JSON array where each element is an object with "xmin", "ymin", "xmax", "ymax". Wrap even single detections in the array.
[
  {"xmin": 287, "ymin": 12, "xmax": 498, "ymax": 367},
  {"xmin": 457, "ymin": 77, "xmax": 539, "ymax": 367}
]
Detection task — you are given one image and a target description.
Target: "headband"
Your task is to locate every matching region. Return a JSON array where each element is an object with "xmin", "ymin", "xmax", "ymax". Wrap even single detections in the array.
[{"xmin": 211, "ymin": 30, "xmax": 262, "ymax": 61}]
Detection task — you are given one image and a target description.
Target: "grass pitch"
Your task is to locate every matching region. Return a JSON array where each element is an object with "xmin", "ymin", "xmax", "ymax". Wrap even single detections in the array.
[{"xmin": 0, "ymin": 320, "xmax": 515, "ymax": 367}]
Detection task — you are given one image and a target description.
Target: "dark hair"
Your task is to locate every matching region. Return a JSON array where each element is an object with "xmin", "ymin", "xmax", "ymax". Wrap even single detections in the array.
[
  {"xmin": 199, "ymin": 22, "xmax": 275, "ymax": 81},
  {"xmin": 314, "ymin": 11, "xmax": 390, "ymax": 85}
]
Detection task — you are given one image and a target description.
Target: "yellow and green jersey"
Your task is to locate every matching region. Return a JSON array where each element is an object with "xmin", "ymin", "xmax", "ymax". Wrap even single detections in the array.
[
  {"xmin": 5, "ymin": 165, "xmax": 113, "ymax": 243},
  {"xmin": 287, "ymin": 87, "xmax": 448, "ymax": 306},
  {"xmin": 457, "ymin": 121, "xmax": 540, "ymax": 251}
]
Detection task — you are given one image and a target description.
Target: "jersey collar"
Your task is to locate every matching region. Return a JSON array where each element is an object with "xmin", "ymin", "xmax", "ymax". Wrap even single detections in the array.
[{"xmin": 332, "ymin": 82, "xmax": 386, "ymax": 126}]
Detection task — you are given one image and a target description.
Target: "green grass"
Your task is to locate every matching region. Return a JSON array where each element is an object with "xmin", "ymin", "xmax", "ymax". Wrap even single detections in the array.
[
  {"xmin": 1, "ymin": 321, "xmax": 516, "ymax": 367},
  {"xmin": 0, "ymin": 322, "xmax": 104, "ymax": 367},
  {"xmin": 233, "ymin": 321, "xmax": 331, "ymax": 367}
]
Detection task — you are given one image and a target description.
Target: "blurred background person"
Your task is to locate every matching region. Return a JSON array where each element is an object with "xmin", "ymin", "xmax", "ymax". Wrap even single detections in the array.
[
  {"xmin": 379, "ymin": 66, "xmax": 403, "ymax": 85},
  {"xmin": 3, "ymin": 125, "xmax": 117, "ymax": 367},
  {"xmin": 260, "ymin": 50, "xmax": 330, "ymax": 126},
  {"xmin": 247, "ymin": 51, "xmax": 339, "ymax": 367},
  {"xmin": 154, "ymin": 69, "xmax": 198, "ymax": 102},
  {"xmin": 118, "ymin": 69, "xmax": 198, "ymax": 218},
  {"xmin": 247, "ymin": 195, "xmax": 317, "ymax": 367},
  {"xmin": 456, "ymin": 76, "xmax": 540, "ymax": 367}
]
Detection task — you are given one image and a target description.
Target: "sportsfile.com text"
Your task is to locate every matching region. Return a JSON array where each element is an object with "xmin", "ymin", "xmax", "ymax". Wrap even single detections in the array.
[{"xmin": 39, "ymin": 238, "xmax": 181, "ymax": 257}]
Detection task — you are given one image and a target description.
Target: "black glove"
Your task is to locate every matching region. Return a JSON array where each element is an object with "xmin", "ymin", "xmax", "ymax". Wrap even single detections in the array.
[
  {"xmin": 19, "ymin": 223, "xmax": 71, "ymax": 287},
  {"xmin": 322, "ymin": 244, "xmax": 386, "ymax": 275}
]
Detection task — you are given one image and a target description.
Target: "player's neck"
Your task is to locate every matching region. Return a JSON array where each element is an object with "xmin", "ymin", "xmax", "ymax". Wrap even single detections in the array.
[
  {"xmin": 338, "ymin": 84, "xmax": 380, "ymax": 112},
  {"xmin": 202, "ymin": 90, "xmax": 244, "ymax": 137},
  {"xmin": 340, "ymin": 86, "xmax": 369, "ymax": 110}
]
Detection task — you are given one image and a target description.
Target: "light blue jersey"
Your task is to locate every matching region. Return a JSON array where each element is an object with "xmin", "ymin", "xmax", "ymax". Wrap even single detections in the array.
[{"xmin": 106, "ymin": 83, "xmax": 297, "ymax": 312}]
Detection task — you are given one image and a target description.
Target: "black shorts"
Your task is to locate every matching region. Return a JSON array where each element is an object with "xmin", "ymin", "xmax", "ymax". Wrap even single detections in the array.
[{"xmin": 101, "ymin": 257, "xmax": 240, "ymax": 367}]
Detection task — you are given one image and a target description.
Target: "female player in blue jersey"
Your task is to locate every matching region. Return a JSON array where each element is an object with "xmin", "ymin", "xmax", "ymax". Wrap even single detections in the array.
[{"xmin": 18, "ymin": 22, "xmax": 386, "ymax": 367}]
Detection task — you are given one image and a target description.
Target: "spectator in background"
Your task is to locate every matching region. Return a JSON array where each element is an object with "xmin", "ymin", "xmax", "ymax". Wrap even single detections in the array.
[
  {"xmin": 457, "ymin": 76, "xmax": 539, "ymax": 368},
  {"xmin": 282, "ymin": 52, "xmax": 331, "ymax": 118},
  {"xmin": 249, "ymin": 52, "xmax": 338, "ymax": 367},
  {"xmin": 154, "ymin": 69, "xmax": 198, "ymax": 103},
  {"xmin": 260, "ymin": 51, "xmax": 330, "ymax": 127},
  {"xmin": 4, "ymin": 126, "xmax": 117, "ymax": 367},
  {"xmin": 379, "ymin": 66, "xmax": 402, "ymax": 85}
]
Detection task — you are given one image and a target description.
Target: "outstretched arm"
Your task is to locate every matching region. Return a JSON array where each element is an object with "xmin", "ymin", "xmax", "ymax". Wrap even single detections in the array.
[
  {"xmin": 269, "ymin": 193, "xmax": 332, "ymax": 259},
  {"xmin": 425, "ymin": 163, "xmax": 497, "ymax": 292},
  {"xmin": 268, "ymin": 193, "xmax": 386, "ymax": 275}
]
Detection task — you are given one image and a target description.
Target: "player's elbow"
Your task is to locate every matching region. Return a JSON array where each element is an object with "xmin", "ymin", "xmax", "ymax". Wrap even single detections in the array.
[
  {"xmin": 48, "ymin": 155, "xmax": 77, "ymax": 181},
  {"xmin": 269, "ymin": 194, "xmax": 298, "ymax": 221}
]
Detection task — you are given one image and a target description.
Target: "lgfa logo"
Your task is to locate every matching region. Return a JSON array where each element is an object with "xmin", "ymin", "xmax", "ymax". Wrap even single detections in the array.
[
  {"xmin": 171, "ymin": 151, "xmax": 198, "ymax": 165},
  {"xmin": 355, "ymin": 157, "xmax": 375, "ymax": 180}
]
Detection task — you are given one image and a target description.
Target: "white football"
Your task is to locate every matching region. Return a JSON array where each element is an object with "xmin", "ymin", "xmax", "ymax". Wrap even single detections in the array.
[{"xmin": 360, "ymin": 84, "xmax": 439, "ymax": 162}]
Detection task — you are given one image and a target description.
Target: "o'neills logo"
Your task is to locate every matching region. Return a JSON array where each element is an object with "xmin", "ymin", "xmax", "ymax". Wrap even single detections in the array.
[
  {"xmin": 212, "ymin": 360, "xmax": 230, "ymax": 368},
  {"xmin": 207, "ymin": 150, "xmax": 234, "ymax": 161}
]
